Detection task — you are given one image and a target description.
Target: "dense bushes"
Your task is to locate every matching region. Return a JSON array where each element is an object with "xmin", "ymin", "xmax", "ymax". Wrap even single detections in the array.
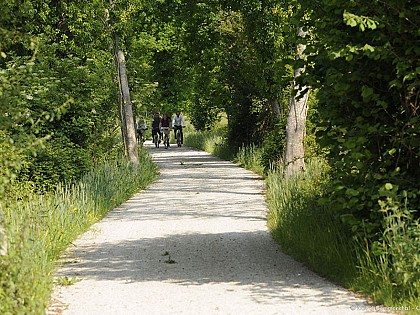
[
  {"xmin": 300, "ymin": 0, "xmax": 419, "ymax": 218},
  {"xmin": 0, "ymin": 0, "xmax": 120, "ymax": 195},
  {"xmin": 295, "ymin": 0, "xmax": 420, "ymax": 303},
  {"xmin": 21, "ymin": 137, "xmax": 92, "ymax": 191}
]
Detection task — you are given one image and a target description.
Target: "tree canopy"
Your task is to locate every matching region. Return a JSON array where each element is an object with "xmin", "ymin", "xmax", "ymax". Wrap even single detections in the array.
[{"xmin": 2, "ymin": 0, "xmax": 418, "ymax": 227}]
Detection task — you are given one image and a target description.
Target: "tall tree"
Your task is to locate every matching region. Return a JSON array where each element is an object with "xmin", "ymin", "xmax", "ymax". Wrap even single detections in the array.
[
  {"xmin": 283, "ymin": 27, "xmax": 309, "ymax": 177},
  {"xmin": 108, "ymin": 0, "xmax": 138, "ymax": 165},
  {"xmin": 116, "ymin": 47, "xmax": 138, "ymax": 165}
]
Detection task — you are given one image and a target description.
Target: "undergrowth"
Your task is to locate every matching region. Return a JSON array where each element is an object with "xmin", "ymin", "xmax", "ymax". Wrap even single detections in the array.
[
  {"xmin": 184, "ymin": 125, "xmax": 234, "ymax": 161},
  {"xmin": 352, "ymin": 191, "xmax": 420, "ymax": 312},
  {"xmin": 266, "ymin": 160, "xmax": 357, "ymax": 285}
]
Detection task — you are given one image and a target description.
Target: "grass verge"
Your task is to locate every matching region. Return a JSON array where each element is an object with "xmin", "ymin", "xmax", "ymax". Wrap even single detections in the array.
[
  {"xmin": 266, "ymin": 160, "xmax": 357, "ymax": 285},
  {"xmin": 0, "ymin": 148, "xmax": 157, "ymax": 314},
  {"xmin": 184, "ymin": 125, "xmax": 234, "ymax": 161}
]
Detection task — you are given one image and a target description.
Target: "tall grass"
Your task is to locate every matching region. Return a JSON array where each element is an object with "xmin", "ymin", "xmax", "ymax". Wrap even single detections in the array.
[
  {"xmin": 352, "ymin": 197, "xmax": 420, "ymax": 311},
  {"xmin": 184, "ymin": 127, "xmax": 234, "ymax": 161},
  {"xmin": 0, "ymin": 149, "xmax": 157, "ymax": 314},
  {"xmin": 184, "ymin": 124, "xmax": 265, "ymax": 175},
  {"xmin": 234, "ymin": 144, "xmax": 264, "ymax": 176},
  {"xmin": 266, "ymin": 160, "xmax": 357, "ymax": 284}
]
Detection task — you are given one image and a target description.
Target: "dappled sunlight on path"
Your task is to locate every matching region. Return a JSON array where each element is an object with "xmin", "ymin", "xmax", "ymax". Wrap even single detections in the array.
[{"xmin": 48, "ymin": 142, "xmax": 390, "ymax": 315}]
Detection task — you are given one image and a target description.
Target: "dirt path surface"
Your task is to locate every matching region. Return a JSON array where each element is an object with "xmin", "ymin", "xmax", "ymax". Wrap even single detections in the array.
[{"xmin": 48, "ymin": 143, "xmax": 390, "ymax": 315}]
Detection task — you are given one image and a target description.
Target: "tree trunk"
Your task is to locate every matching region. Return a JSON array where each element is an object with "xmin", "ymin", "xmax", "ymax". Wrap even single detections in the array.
[
  {"xmin": 0, "ymin": 206, "xmax": 7, "ymax": 256},
  {"xmin": 283, "ymin": 27, "xmax": 309, "ymax": 178},
  {"xmin": 269, "ymin": 99, "xmax": 281, "ymax": 120},
  {"xmin": 108, "ymin": 0, "xmax": 138, "ymax": 166},
  {"xmin": 116, "ymin": 48, "xmax": 138, "ymax": 166},
  {"xmin": 116, "ymin": 53, "xmax": 127, "ymax": 156}
]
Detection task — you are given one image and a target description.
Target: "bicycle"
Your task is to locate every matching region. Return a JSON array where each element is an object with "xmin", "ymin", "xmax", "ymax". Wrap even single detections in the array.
[
  {"xmin": 153, "ymin": 132, "xmax": 160, "ymax": 148},
  {"xmin": 176, "ymin": 128, "xmax": 182, "ymax": 147},
  {"xmin": 136, "ymin": 128, "xmax": 146, "ymax": 146},
  {"xmin": 152, "ymin": 126, "xmax": 162, "ymax": 148},
  {"xmin": 161, "ymin": 127, "xmax": 170, "ymax": 149}
]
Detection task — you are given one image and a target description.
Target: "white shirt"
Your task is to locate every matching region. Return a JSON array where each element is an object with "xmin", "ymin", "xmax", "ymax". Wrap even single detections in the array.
[{"xmin": 172, "ymin": 114, "xmax": 186, "ymax": 127}]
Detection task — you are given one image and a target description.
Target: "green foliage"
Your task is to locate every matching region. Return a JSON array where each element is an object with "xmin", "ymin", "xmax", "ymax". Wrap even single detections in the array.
[
  {"xmin": 136, "ymin": 2, "xmax": 296, "ymax": 140},
  {"xmin": 1, "ymin": 0, "xmax": 418, "ymax": 309},
  {"xmin": 296, "ymin": 0, "xmax": 419, "ymax": 304},
  {"xmin": 22, "ymin": 137, "xmax": 93, "ymax": 191},
  {"xmin": 0, "ymin": 151, "xmax": 157, "ymax": 314},
  {"xmin": 354, "ymin": 187, "xmax": 420, "ymax": 305},
  {"xmin": 234, "ymin": 144, "xmax": 264, "ymax": 175},
  {"xmin": 1, "ymin": 0, "xmax": 121, "ymax": 195},
  {"xmin": 260, "ymin": 132, "xmax": 283, "ymax": 171},
  {"xmin": 184, "ymin": 124, "xmax": 234, "ymax": 161},
  {"xmin": 0, "ymin": 131, "xmax": 30, "ymax": 195},
  {"xmin": 298, "ymin": 0, "xmax": 419, "ymax": 220},
  {"xmin": 0, "ymin": 49, "xmax": 52, "ymax": 194},
  {"xmin": 260, "ymin": 119, "xmax": 287, "ymax": 172}
]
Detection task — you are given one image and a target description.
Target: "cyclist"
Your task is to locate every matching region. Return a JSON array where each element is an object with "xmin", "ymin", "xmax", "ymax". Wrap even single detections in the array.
[
  {"xmin": 136, "ymin": 119, "xmax": 147, "ymax": 144},
  {"xmin": 160, "ymin": 113, "xmax": 172, "ymax": 147},
  {"xmin": 151, "ymin": 112, "xmax": 162, "ymax": 144},
  {"xmin": 172, "ymin": 111, "xmax": 186, "ymax": 145}
]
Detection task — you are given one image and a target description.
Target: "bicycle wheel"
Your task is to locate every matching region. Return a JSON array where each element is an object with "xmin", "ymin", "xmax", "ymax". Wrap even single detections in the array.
[
  {"xmin": 164, "ymin": 134, "xmax": 169, "ymax": 149},
  {"xmin": 177, "ymin": 130, "xmax": 182, "ymax": 147},
  {"xmin": 154, "ymin": 134, "xmax": 159, "ymax": 148}
]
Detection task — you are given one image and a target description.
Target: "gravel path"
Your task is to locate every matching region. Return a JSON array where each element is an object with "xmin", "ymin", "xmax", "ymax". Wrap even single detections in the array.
[{"xmin": 48, "ymin": 143, "xmax": 391, "ymax": 315}]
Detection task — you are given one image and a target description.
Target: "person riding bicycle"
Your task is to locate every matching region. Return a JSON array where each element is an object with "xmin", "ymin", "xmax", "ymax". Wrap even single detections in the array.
[
  {"xmin": 172, "ymin": 111, "xmax": 186, "ymax": 144},
  {"xmin": 160, "ymin": 113, "xmax": 172, "ymax": 147},
  {"xmin": 136, "ymin": 119, "xmax": 147, "ymax": 143},
  {"xmin": 151, "ymin": 112, "xmax": 162, "ymax": 144}
]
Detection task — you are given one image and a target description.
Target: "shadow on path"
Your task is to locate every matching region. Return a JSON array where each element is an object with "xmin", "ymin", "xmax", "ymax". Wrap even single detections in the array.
[{"xmin": 50, "ymin": 143, "xmax": 387, "ymax": 315}]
